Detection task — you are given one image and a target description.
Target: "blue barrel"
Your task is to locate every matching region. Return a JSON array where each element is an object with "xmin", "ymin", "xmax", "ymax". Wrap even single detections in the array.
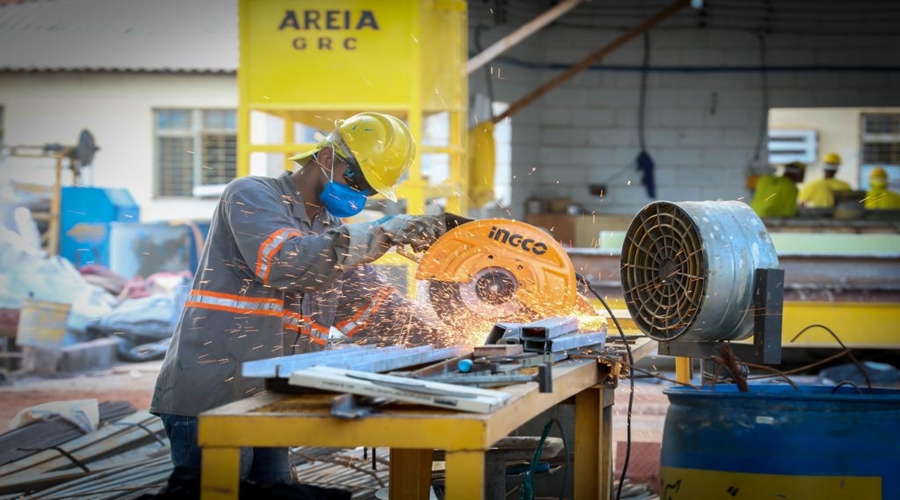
[{"xmin": 661, "ymin": 385, "xmax": 900, "ymax": 499}]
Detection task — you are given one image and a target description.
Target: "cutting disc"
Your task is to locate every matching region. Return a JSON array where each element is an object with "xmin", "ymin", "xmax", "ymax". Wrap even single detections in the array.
[{"xmin": 416, "ymin": 218, "xmax": 577, "ymax": 324}]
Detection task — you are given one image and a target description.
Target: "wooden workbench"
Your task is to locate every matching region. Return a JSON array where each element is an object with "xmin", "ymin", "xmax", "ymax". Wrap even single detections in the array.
[{"xmin": 198, "ymin": 337, "xmax": 656, "ymax": 500}]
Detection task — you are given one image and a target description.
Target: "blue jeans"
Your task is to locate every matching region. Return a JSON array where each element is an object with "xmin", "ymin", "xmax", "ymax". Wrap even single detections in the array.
[{"xmin": 160, "ymin": 414, "xmax": 292, "ymax": 485}]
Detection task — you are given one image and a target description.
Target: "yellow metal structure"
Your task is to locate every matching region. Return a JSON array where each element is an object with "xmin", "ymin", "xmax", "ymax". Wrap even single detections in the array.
[
  {"xmin": 600, "ymin": 298, "xmax": 900, "ymax": 349},
  {"xmin": 237, "ymin": 0, "xmax": 468, "ymax": 215}
]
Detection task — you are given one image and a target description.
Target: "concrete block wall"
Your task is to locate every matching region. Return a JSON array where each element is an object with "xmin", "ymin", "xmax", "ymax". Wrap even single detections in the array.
[{"xmin": 469, "ymin": 12, "xmax": 900, "ymax": 222}]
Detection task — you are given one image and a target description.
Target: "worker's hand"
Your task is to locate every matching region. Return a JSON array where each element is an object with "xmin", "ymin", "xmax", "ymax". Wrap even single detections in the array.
[{"xmin": 380, "ymin": 214, "xmax": 447, "ymax": 252}]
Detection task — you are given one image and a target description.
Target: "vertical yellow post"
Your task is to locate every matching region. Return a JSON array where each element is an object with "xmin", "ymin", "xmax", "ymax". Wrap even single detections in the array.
[
  {"xmin": 389, "ymin": 449, "xmax": 432, "ymax": 500},
  {"xmin": 446, "ymin": 451, "xmax": 485, "ymax": 499},
  {"xmin": 405, "ymin": 0, "xmax": 425, "ymax": 216},
  {"xmin": 282, "ymin": 114, "xmax": 294, "ymax": 173},
  {"xmin": 236, "ymin": 0, "xmax": 250, "ymax": 178},
  {"xmin": 445, "ymin": 0, "xmax": 468, "ymax": 215},
  {"xmin": 675, "ymin": 357, "xmax": 692, "ymax": 385},
  {"xmin": 200, "ymin": 447, "xmax": 241, "ymax": 500},
  {"xmin": 575, "ymin": 387, "xmax": 611, "ymax": 499}
]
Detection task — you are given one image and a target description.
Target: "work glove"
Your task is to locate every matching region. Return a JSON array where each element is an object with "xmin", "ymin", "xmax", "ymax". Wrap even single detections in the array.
[
  {"xmin": 444, "ymin": 212, "xmax": 474, "ymax": 230},
  {"xmin": 379, "ymin": 214, "xmax": 447, "ymax": 252}
]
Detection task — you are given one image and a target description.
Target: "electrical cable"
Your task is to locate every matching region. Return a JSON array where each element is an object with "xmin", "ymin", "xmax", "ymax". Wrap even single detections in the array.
[
  {"xmin": 576, "ymin": 273, "xmax": 633, "ymax": 500},
  {"xmin": 748, "ymin": 32, "xmax": 769, "ymax": 170},
  {"xmin": 637, "ymin": 31, "xmax": 650, "ymax": 153},
  {"xmin": 474, "ymin": 24, "xmax": 497, "ymax": 113},
  {"xmin": 518, "ymin": 417, "xmax": 570, "ymax": 500}
]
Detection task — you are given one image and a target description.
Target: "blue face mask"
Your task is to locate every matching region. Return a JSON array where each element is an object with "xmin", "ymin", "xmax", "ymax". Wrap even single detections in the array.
[{"xmin": 318, "ymin": 162, "xmax": 368, "ymax": 218}]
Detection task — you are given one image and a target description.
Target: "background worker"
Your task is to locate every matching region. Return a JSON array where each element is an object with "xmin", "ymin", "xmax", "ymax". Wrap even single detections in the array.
[
  {"xmin": 865, "ymin": 167, "xmax": 900, "ymax": 209},
  {"xmin": 798, "ymin": 152, "xmax": 852, "ymax": 208},
  {"xmin": 151, "ymin": 112, "xmax": 452, "ymax": 493},
  {"xmin": 750, "ymin": 161, "xmax": 805, "ymax": 218}
]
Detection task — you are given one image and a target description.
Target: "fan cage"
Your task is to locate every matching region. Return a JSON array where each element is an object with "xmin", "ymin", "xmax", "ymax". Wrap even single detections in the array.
[{"xmin": 621, "ymin": 202, "xmax": 707, "ymax": 341}]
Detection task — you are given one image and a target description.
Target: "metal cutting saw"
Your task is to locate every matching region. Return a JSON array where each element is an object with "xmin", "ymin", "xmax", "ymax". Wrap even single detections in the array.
[{"xmin": 406, "ymin": 217, "xmax": 597, "ymax": 330}]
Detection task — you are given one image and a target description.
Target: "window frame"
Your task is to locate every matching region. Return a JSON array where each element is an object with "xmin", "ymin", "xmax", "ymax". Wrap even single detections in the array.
[
  {"xmin": 153, "ymin": 108, "xmax": 237, "ymax": 198},
  {"xmin": 859, "ymin": 112, "xmax": 900, "ymax": 190}
]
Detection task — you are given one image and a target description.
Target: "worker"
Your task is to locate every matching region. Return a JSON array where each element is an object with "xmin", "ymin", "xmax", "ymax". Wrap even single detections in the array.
[
  {"xmin": 865, "ymin": 167, "xmax": 900, "ymax": 209},
  {"xmin": 150, "ymin": 112, "xmax": 450, "ymax": 494},
  {"xmin": 797, "ymin": 152, "xmax": 852, "ymax": 209},
  {"xmin": 749, "ymin": 161, "xmax": 805, "ymax": 218}
]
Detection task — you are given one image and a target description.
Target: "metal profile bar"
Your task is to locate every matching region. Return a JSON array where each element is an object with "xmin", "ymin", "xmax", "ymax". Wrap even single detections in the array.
[
  {"xmin": 241, "ymin": 345, "xmax": 380, "ymax": 378},
  {"xmin": 485, "ymin": 323, "xmax": 524, "ymax": 344},
  {"xmin": 524, "ymin": 332, "xmax": 607, "ymax": 353},
  {"xmin": 520, "ymin": 317, "xmax": 580, "ymax": 340},
  {"xmin": 323, "ymin": 345, "xmax": 434, "ymax": 368},
  {"xmin": 324, "ymin": 346, "xmax": 462, "ymax": 373}
]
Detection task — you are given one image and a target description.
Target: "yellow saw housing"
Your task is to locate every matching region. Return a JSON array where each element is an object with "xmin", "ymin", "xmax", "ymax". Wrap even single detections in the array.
[{"xmin": 415, "ymin": 219, "xmax": 578, "ymax": 319}]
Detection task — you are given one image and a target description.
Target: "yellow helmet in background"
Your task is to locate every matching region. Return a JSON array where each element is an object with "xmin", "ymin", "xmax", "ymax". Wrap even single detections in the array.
[
  {"xmin": 289, "ymin": 112, "xmax": 415, "ymax": 202},
  {"xmin": 336, "ymin": 112, "xmax": 415, "ymax": 202},
  {"xmin": 870, "ymin": 167, "xmax": 889, "ymax": 189},
  {"xmin": 823, "ymin": 152, "xmax": 841, "ymax": 169}
]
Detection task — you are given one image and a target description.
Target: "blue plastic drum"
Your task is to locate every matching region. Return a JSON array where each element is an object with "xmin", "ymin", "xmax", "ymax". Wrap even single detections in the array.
[{"xmin": 660, "ymin": 384, "xmax": 900, "ymax": 499}]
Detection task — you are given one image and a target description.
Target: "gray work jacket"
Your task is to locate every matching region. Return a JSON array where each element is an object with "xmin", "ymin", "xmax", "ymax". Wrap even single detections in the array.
[{"xmin": 151, "ymin": 172, "xmax": 434, "ymax": 417}]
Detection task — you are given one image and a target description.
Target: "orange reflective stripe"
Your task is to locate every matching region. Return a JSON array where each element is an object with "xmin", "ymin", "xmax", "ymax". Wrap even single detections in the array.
[
  {"xmin": 341, "ymin": 286, "xmax": 394, "ymax": 337},
  {"xmin": 190, "ymin": 290, "xmax": 281, "ymax": 305},
  {"xmin": 335, "ymin": 286, "xmax": 392, "ymax": 330},
  {"xmin": 186, "ymin": 290, "xmax": 283, "ymax": 317},
  {"xmin": 283, "ymin": 311, "xmax": 329, "ymax": 342},
  {"xmin": 255, "ymin": 228, "xmax": 301, "ymax": 283},
  {"xmin": 185, "ymin": 301, "xmax": 283, "ymax": 317}
]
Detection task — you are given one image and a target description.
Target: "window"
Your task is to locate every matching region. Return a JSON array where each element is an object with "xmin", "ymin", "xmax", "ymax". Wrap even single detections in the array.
[
  {"xmin": 767, "ymin": 129, "xmax": 817, "ymax": 165},
  {"xmin": 154, "ymin": 109, "xmax": 237, "ymax": 197},
  {"xmin": 860, "ymin": 113, "xmax": 900, "ymax": 190}
]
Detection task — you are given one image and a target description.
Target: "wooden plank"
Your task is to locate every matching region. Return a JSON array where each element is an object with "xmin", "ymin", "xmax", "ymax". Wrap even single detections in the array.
[
  {"xmin": 0, "ymin": 412, "xmax": 160, "ymax": 478},
  {"xmin": 494, "ymin": 0, "xmax": 690, "ymax": 123},
  {"xmin": 467, "ymin": 0, "xmax": 583, "ymax": 74}
]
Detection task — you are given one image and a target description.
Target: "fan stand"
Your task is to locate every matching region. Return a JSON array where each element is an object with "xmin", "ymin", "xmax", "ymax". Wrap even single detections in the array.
[{"xmin": 657, "ymin": 268, "xmax": 784, "ymax": 364}]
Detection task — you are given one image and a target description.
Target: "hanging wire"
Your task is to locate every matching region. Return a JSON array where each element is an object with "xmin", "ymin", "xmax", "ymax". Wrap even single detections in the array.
[
  {"xmin": 748, "ymin": 31, "xmax": 769, "ymax": 170},
  {"xmin": 637, "ymin": 31, "xmax": 651, "ymax": 152}
]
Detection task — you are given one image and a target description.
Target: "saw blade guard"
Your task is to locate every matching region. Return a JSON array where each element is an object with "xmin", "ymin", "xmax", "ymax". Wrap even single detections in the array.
[{"xmin": 415, "ymin": 218, "xmax": 577, "ymax": 318}]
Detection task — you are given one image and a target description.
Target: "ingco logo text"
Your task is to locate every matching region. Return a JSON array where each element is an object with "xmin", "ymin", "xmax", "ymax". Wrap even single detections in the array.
[{"xmin": 488, "ymin": 226, "xmax": 548, "ymax": 255}]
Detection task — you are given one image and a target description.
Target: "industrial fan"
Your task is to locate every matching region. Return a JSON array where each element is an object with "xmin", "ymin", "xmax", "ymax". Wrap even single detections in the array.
[{"xmin": 620, "ymin": 200, "xmax": 784, "ymax": 363}]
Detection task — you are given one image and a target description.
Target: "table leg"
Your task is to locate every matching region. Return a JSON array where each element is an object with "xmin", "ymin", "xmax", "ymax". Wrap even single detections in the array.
[
  {"xmin": 445, "ymin": 450, "xmax": 485, "ymax": 499},
  {"xmin": 574, "ymin": 387, "xmax": 612, "ymax": 500},
  {"xmin": 200, "ymin": 447, "xmax": 240, "ymax": 500},
  {"xmin": 601, "ymin": 388, "xmax": 614, "ymax": 500},
  {"xmin": 389, "ymin": 448, "xmax": 433, "ymax": 500}
]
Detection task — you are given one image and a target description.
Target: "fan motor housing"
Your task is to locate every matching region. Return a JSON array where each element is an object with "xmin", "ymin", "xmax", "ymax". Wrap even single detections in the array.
[{"xmin": 621, "ymin": 200, "xmax": 778, "ymax": 342}]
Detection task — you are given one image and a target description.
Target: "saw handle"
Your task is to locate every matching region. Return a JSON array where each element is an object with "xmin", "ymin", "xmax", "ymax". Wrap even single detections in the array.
[{"xmin": 394, "ymin": 213, "xmax": 473, "ymax": 264}]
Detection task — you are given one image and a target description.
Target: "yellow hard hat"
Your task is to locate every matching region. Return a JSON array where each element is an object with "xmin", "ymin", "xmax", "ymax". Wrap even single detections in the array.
[
  {"xmin": 289, "ymin": 112, "xmax": 415, "ymax": 202},
  {"xmin": 869, "ymin": 167, "xmax": 889, "ymax": 189},
  {"xmin": 823, "ymin": 152, "xmax": 841, "ymax": 167}
]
